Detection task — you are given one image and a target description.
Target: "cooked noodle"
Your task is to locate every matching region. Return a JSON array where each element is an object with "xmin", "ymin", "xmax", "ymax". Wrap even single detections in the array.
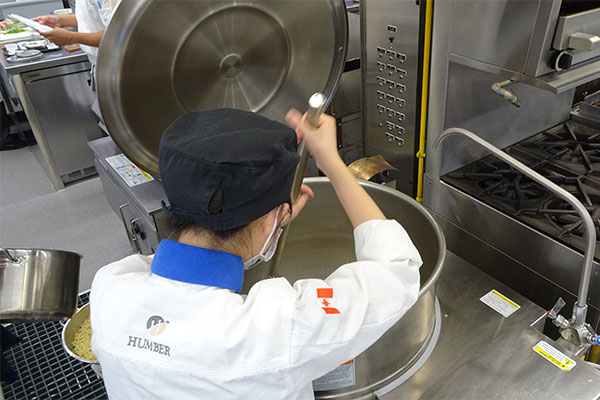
[{"xmin": 72, "ymin": 317, "xmax": 97, "ymax": 361}]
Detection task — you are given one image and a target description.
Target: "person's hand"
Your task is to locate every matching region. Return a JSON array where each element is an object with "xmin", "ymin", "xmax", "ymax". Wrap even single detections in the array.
[
  {"xmin": 285, "ymin": 109, "xmax": 342, "ymax": 175},
  {"xmin": 39, "ymin": 28, "xmax": 74, "ymax": 46},
  {"xmin": 0, "ymin": 20, "xmax": 12, "ymax": 30},
  {"xmin": 32, "ymin": 15, "xmax": 61, "ymax": 28},
  {"xmin": 290, "ymin": 184, "xmax": 314, "ymax": 222}
]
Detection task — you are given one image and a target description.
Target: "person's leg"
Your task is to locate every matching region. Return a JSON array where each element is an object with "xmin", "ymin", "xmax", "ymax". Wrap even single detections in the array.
[{"xmin": 0, "ymin": 98, "xmax": 27, "ymax": 151}]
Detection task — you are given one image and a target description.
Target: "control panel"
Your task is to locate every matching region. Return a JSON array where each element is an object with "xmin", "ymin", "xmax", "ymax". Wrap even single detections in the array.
[{"xmin": 362, "ymin": 1, "xmax": 423, "ymax": 195}]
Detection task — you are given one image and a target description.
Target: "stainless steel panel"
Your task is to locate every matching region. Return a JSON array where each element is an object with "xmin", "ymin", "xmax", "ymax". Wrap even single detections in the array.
[
  {"xmin": 361, "ymin": 0, "xmax": 422, "ymax": 195},
  {"xmin": 553, "ymin": 8, "xmax": 600, "ymax": 51},
  {"xmin": 384, "ymin": 252, "xmax": 600, "ymax": 400},
  {"xmin": 424, "ymin": 177, "xmax": 600, "ymax": 330},
  {"xmin": 449, "ymin": 0, "xmax": 541, "ymax": 74},
  {"xmin": 339, "ymin": 113, "xmax": 363, "ymax": 165},
  {"xmin": 98, "ymin": 0, "xmax": 348, "ymax": 177},
  {"xmin": 243, "ymin": 178, "xmax": 446, "ymax": 398},
  {"xmin": 88, "ymin": 137, "xmax": 167, "ymax": 220},
  {"xmin": 423, "ymin": 0, "xmax": 453, "ymax": 183},
  {"xmin": 22, "ymin": 62, "xmax": 102, "ymax": 180},
  {"xmin": 439, "ymin": 62, "xmax": 574, "ymax": 175}
]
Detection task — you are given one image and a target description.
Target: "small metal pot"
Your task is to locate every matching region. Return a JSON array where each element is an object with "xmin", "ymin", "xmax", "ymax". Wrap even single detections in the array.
[
  {"xmin": 0, "ymin": 248, "xmax": 81, "ymax": 322},
  {"xmin": 61, "ymin": 304, "xmax": 98, "ymax": 364},
  {"xmin": 62, "ymin": 303, "xmax": 103, "ymax": 379}
]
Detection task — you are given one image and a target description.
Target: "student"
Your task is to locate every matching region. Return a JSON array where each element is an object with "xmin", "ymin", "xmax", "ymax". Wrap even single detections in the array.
[{"xmin": 90, "ymin": 108, "xmax": 422, "ymax": 400}]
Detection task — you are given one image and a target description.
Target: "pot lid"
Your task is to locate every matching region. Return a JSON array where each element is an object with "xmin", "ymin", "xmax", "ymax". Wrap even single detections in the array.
[{"xmin": 97, "ymin": 0, "xmax": 348, "ymax": 177}]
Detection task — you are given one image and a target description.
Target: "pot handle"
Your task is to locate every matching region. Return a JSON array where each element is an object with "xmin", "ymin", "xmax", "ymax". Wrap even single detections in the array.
[{"xmin": 0, "ymin": 248, "xmax": 20, "ymax": 263}]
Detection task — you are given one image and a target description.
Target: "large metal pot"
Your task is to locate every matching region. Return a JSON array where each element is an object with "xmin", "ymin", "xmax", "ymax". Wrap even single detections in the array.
[
  {"xmin": 0, "ymin": 248, "xmax": 81, "ymax": 321},
  {"xmin": 243, "ymin": 178, "xmax": 446, "ymax": 399},
  {"xmin": 97, "ymin": 0, "xmax": 348, "ymax": 177}
]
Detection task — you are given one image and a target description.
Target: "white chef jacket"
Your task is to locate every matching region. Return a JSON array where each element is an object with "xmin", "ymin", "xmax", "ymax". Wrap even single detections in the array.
[
  {"xmin": 90, "ymin": 219, "xmax": 422, "ymax": 400},
  {"xmin": 75, "ymin": 0, "xmax": 120, "ymax": 63}
]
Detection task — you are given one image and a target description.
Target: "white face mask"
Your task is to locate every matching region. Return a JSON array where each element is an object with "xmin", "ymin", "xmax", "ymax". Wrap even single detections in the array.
[{"xmin": 243, "ymin": 206, "xmax": 284, "ymax": 270}]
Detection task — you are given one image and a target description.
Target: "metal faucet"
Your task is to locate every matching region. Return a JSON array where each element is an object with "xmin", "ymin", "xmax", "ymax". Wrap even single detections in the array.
[{"xmin": 434, "ymin": 127, "xmax": 598, "ymax": 350}]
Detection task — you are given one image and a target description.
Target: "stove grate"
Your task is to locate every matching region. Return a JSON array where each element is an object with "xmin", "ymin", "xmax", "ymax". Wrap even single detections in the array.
[{"xmin": 1, "ymin": 292, "xmax": 107, "ymax": 399}]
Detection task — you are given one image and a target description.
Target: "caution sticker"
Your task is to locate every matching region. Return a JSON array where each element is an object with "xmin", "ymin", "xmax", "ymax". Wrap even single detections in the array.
[
  {"xmin": 105, "ymin": 154, "xmax": 154, "ymax": 187},
  {"xmin": 480, "ymin": 289, "xmax": 520, "ymax": 318},
  {"xmin": 313, "ymin": 360, "xmax": 355, "ymax": 391},
  {"xmin": 533, "ymin": 340, "xmax": 576, "ymax": 371}
]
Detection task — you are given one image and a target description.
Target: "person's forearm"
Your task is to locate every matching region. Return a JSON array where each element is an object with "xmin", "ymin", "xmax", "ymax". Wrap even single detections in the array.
[
  {"xmin": 58, "ymin": 14, "xmax": 78, "ymax": 27},
  {"xmin": 321, "ymin": 157, "xmax": 386, "ymax": 228},
  {"xmin": 72, "ymin": 31, "xmax": 104, "ymax": 47}
]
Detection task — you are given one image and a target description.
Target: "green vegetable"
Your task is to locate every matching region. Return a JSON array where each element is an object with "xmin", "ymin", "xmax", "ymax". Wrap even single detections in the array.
[{"xmin": 3, "ymin": 28, "xmax": 26, "ymax": 35}]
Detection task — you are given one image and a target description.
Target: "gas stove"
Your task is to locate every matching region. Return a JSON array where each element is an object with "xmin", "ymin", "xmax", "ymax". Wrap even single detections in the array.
[{"xmin": 443, "ymin": 120, "xmax": 600, "ymax": 260}]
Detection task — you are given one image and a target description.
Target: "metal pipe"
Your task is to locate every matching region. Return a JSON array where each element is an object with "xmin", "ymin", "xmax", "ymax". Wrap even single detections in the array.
[
  {"xmin": 434, "ymin": 127, "xmax": 595, "ymax": 326},
  {"xmin": 490, "ymin": 80, "xmax": 522, "ymax": 107}
]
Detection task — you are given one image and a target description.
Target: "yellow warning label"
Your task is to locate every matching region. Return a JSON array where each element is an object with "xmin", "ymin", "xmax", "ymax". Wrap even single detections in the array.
[
  {"xmin": 491, "ymin": 290, "xmax": 519, "ymax": 308},
  {"xmin": 533, "ymin": 340, "xmax": 576, "ymax": 371}
]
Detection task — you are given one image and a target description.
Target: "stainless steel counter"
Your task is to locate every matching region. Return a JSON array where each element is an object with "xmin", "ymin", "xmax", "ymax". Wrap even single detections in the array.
[
  {"xmin": 1, "ymin": 251, "xmax": 598, "ymax": 399},
  {"xmin": 383, "ymin": 251, "xmax": 600, "ymax": 399},
  {"xmin": 0, "ymin": 47, "xmax": 88, "ymax": 75}
]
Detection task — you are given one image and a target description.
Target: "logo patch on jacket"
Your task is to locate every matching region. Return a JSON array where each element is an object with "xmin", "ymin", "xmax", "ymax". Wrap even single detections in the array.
[
  {"xmin": 317, "ymin": 288, "xmax": 340, "ymax": 315},
  {"xmin": 147, "ymin": 315, "xmax": 168, "ymax": 336},
  {"xmin": 126, "ymin": 315, "xmax": 171, "ymax": 357}
]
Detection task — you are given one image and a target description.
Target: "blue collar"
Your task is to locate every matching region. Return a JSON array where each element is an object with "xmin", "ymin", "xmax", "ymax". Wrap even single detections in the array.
[{"xmin": 151, "ymin": 240, "xmax": 244, "ymax": 292}]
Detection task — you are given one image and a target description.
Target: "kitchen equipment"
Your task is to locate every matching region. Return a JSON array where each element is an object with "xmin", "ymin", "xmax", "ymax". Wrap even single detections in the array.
[
  {"xmin": 361, "ymin": 0, "xmax": 426, "ymax": 195},
  {"xmin": 243, "ymin": 177, "xmax": 446, "ymax": 398},
  {"xmin": 23, "ymin": 40, "xmax": 47, "ymax": 50},
  {"xmin": 97, "ymin": 0, "xmax": 348, "ymax": 177},
  {"xmin": 448, "ymin": 0, "xmax": 600, "ymax": 92},
  {"xmin": 0, "ymin": 248, "xmax": 81, "ymax": 321},
  {"xmin": 61, "ymin": 304, "xmax": 99, "ymax": 364},
  {"xmin": 6, "ymin": 49, "xmax": 42, "ymax": 63}
]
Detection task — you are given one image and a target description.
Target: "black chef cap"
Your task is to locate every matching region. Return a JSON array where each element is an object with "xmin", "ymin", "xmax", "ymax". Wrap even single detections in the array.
[{"xmin": 159, "ymin": 109, "xmax": 300, "ymax": 231}]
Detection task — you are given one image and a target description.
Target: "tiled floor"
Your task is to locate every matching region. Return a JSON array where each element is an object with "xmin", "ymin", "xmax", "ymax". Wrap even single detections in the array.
[{"xmin": 0, "ymin": 144, "xmax": 134, "ymax": 291}]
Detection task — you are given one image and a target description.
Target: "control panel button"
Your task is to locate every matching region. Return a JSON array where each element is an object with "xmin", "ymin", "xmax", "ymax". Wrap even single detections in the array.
[
  {"xmin": 397, "ymin": 53, "xmax": 406, "ymax": 63},
  {"xmin": 386, "ymin": 122, "xmax": 395, "ymax": 131},
  {"xmin": 395, "ymin": 125, "xmax": 405, "ymax": 135},
  {"xmin": 385, "ymin": 133, "xmax": 394, "ymax": 143},
  {"xmin": 377, "ymin": 105, "xmax": 385, "ymax": 114},
  {"xmin": 386, "ymin": 107, "xmax": 395, "ymax": 118},
  {"xmin": 397, "ymin": 113, "xmax": 405, "ymax": 122},
  {"xmin": 395, "ymin": 137, "xmax": 405, "ymax": 146},
  {"xmin": 386, "ymin": 50, "xmax": 397, "ymax": 61},
  {"xmin": 376, "ymin": 76, "xmax": 385, "ymax": 87},
  {"xmin": 386, "ymin": 80, "xmax": 395, "ymax": 90},
  {"xmin": 386, "ymin": 94, "xmax": 395, "ymax": 104},
  {"xmin": 397, "ymin": 84, "xmax": 406, "ymax": 94},
  {"xmin": 377, "ymin": 47, "xmax": 386, "ymax": 58},
  {"xmin": 396, "ymin": 98, "xmax": 405, "ymax": 108},
  {"xmin": 397, "ymin": 69, "xmax": 407, "ymax": 79},
  {"xmin": 386, "ymin": 64, "xmax": 396, "ymax": 75},
  {"xmin": 376, "ymin": 62, "xmax": 385, "ymax": 72},
  {"xmin": 376, "ymin": 91, "xmax": 385, "ymax": 100}
]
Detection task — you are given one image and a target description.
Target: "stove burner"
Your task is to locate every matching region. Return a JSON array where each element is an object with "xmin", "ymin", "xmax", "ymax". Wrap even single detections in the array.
[
  {"xmin": 443, "ymin": 121, "xmax": 600, "ymax": 259},
  {"xmin": 517, "ymin": 122, "xmax": 600, "ymax": 176},
  {"xmin": 523, "ymin": 198, "xmax": 600, "ymax": 240}
]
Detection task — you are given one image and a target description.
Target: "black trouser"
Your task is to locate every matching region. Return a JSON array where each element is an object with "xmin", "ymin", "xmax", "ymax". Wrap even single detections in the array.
[{"xmin": 0, "ymin": 99, "xmax": 10, "ymax": 143}]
